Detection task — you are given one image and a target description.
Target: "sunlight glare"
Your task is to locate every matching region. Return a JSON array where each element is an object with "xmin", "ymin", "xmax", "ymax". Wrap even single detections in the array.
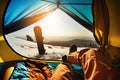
[
  {"xmin": 34, "ymin": 9, "xmax": 93, "ymax": 40},
  {"xmin": 37, "ymin": 9, "xmax": 66, "ymax": 37}
]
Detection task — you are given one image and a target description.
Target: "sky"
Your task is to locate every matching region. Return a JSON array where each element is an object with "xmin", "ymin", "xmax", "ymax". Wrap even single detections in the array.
[{"xmin": 7, "ymin": 9, "xmax": 94, "ymax": 41}]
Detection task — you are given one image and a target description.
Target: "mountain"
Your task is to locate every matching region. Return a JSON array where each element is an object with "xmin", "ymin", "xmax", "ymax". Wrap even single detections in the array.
[
  {"xmin": 44, "ymin": 39, "xmax": 98, "ymax": 47},
  {"xmin": 15, "ymin": 35, "xmax": 98, "ymax": 47}
]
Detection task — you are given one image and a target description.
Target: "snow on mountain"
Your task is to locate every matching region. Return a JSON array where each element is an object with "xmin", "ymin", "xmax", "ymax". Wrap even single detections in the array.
[
  {"xmin": 5, "ymin": 34, "xmax": 97, "ymax": 60},
  {"xmin": 5, "ymin": 34, "xmax": 70, "ymax": 60}
]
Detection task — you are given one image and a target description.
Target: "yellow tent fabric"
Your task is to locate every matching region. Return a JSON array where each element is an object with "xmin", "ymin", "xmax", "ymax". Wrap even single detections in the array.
[
  {"xmin": 0, "ymin": 0, "xmax": 8, "ymax": 36},
  {"xmin": 93, "ymin": 0, "xmax": 109, "ymax": 47},
  {"xmin": 0, "ymin": 0, "xmax": 24, "ymax": 63},
  {"xmin": 0, "ymin": 37, "xmax": 24, "ymax": 63},
  {"xmin": 106, "ymin": 0, "xmax": 120, "ymax": 47},
  {"xmin": 93, "ymin": 0, "xmax": 120, "ymax": 62},
  {"xmin": 106, "ymin": 0, "xmax": 120, "ymax": 60}
]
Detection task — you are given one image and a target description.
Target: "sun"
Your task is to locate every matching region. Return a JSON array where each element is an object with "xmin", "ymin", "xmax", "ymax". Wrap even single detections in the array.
[
  {"xmin": 43, "ymin": 11, "xmax": 58, "ymax": 25},
  {"xmin": 37, "ymin": 9, "xmax": 65, "ymax": 37}
]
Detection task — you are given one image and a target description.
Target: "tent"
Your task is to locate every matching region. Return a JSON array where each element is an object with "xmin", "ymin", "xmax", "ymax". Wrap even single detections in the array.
[
  {"xmin": 1, "ymin": 0, "xmax": 94, "ymax": 61},
  {"xmin": 0, "ymin": 0, "xmax": 120, "ymax": 79}
]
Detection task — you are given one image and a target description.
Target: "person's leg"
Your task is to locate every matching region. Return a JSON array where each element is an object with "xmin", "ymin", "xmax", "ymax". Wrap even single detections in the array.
[
  {"xmin": 51, "ymin": 62, "xmax": 74, "ymax": 80},
  {"xmin": 51, "ymin": 44, "xmax": 78, "ymax": 80}
]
